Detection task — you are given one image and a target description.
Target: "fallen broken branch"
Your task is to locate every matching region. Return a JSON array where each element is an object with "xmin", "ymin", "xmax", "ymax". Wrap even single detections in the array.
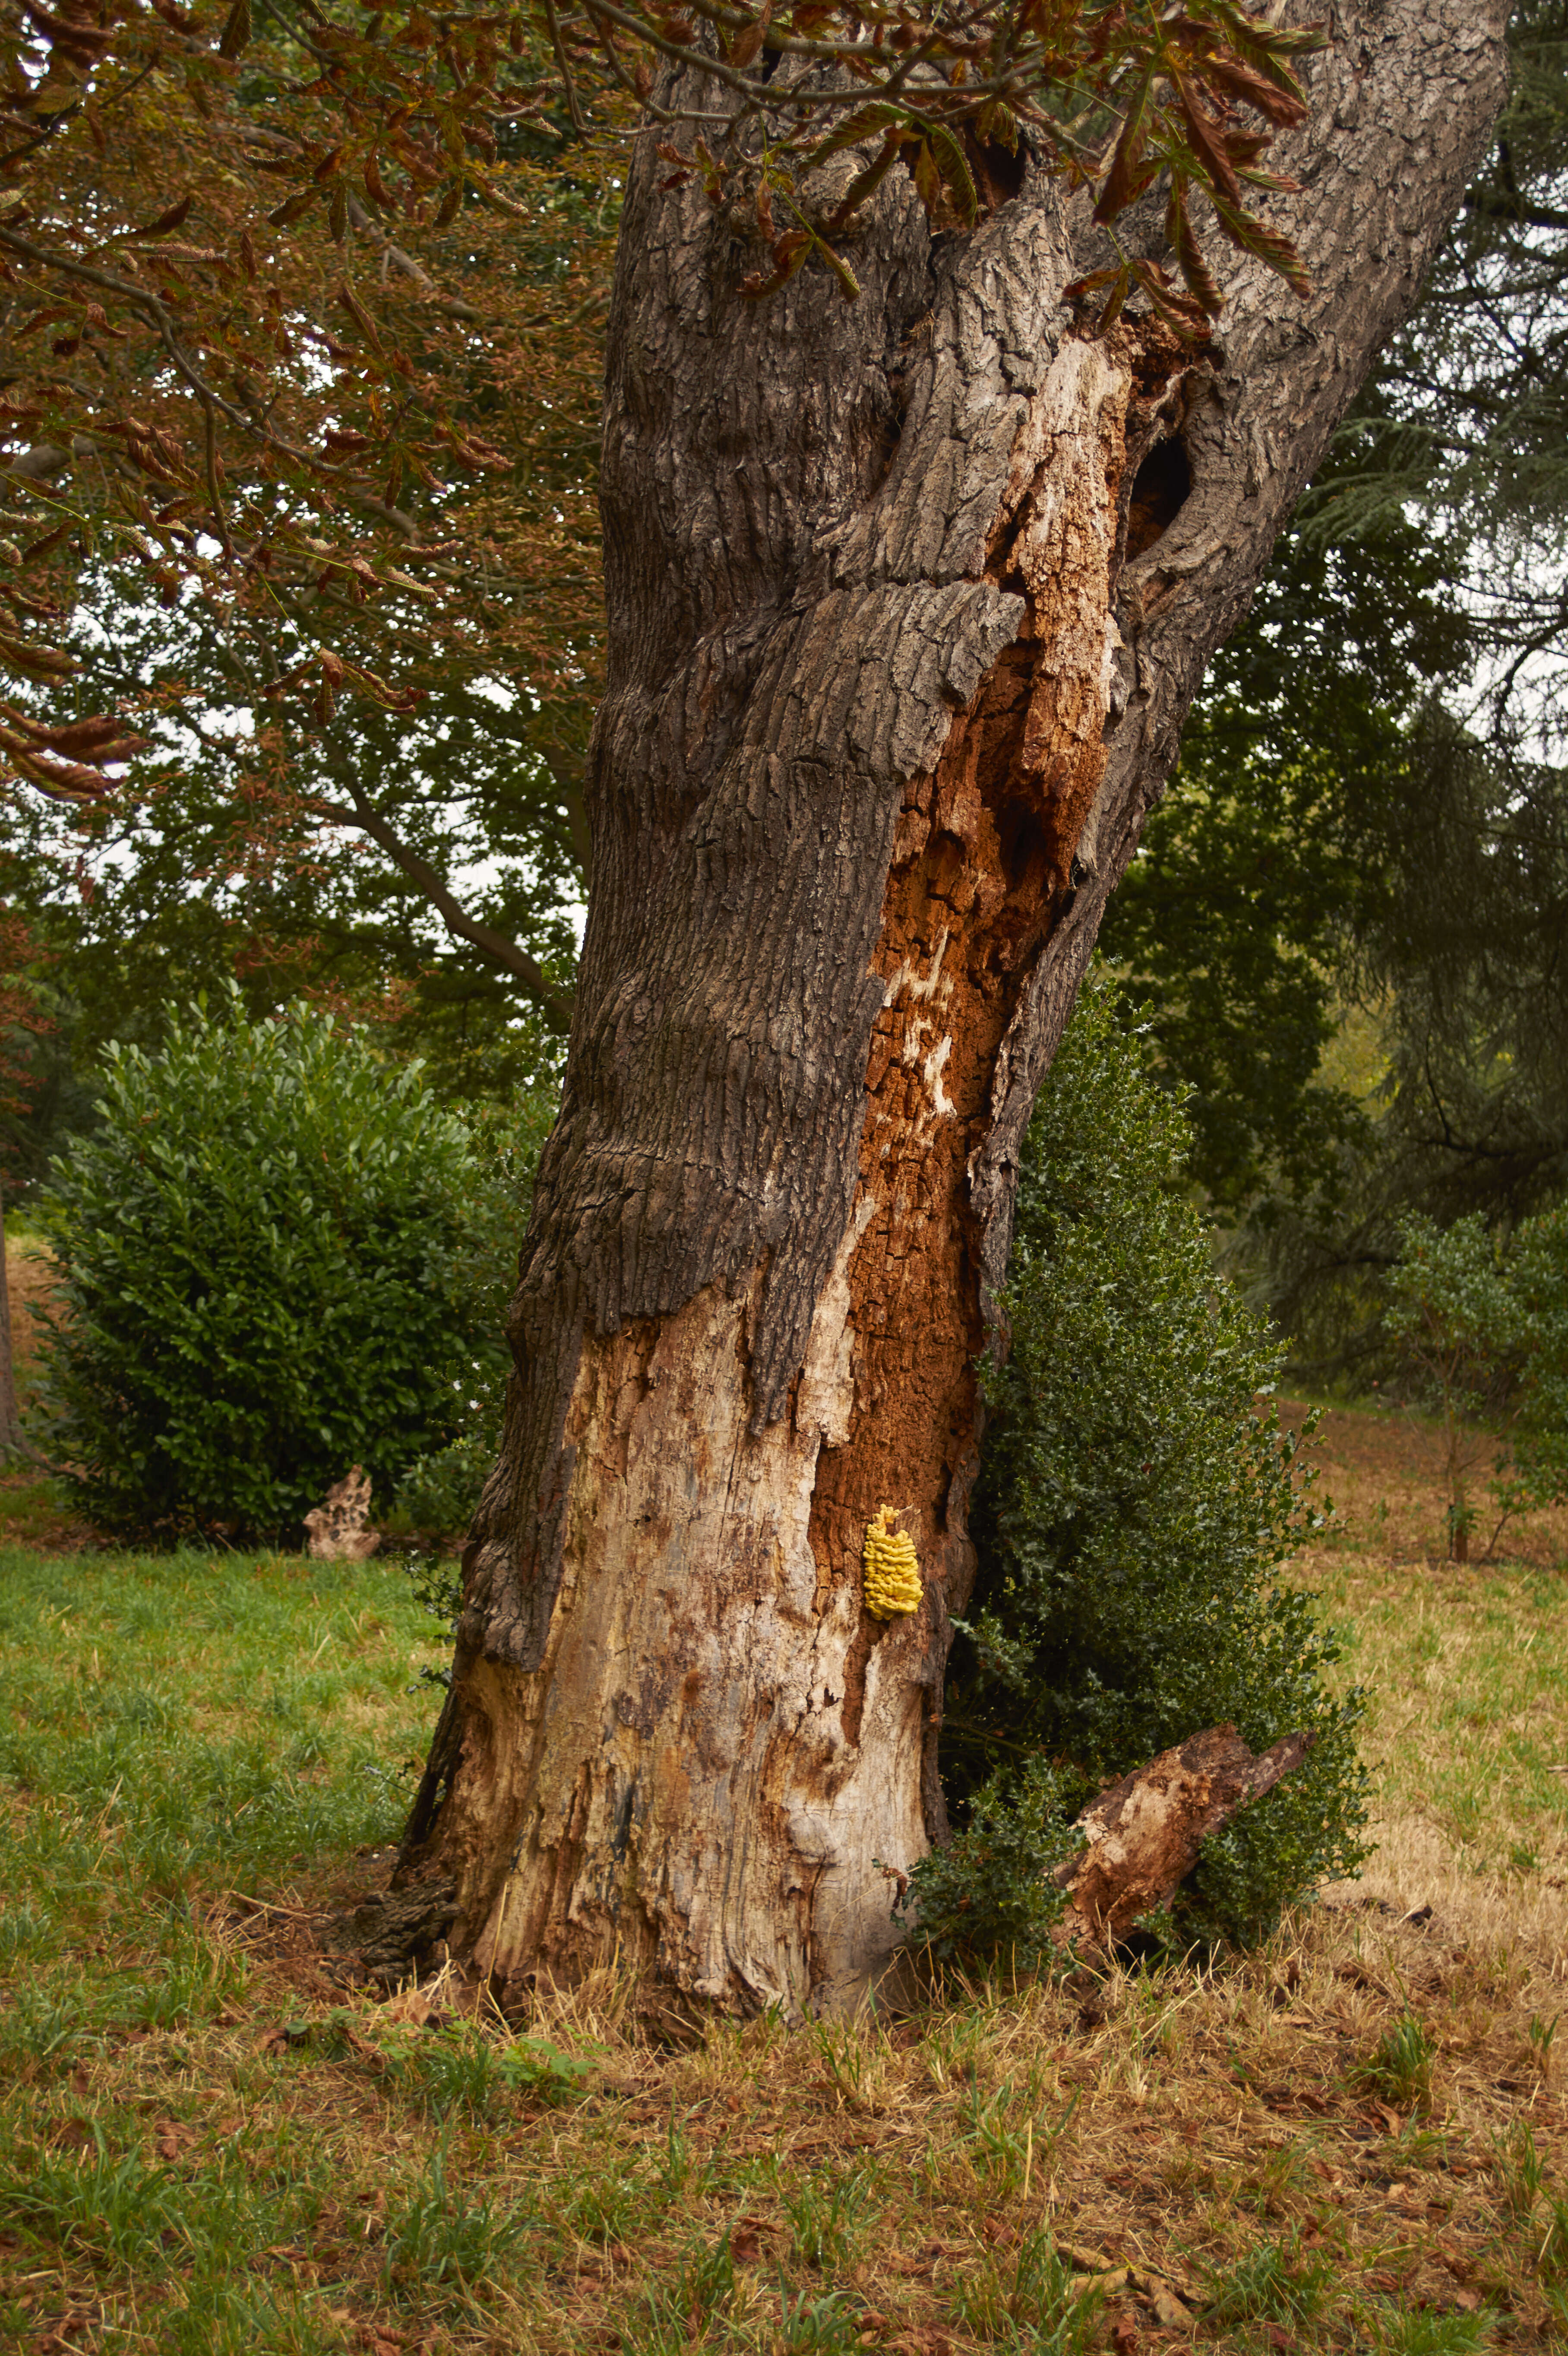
[{"xmin": 1053, "ymin": 1723, "xmax": 1315, "ymax": 1951}]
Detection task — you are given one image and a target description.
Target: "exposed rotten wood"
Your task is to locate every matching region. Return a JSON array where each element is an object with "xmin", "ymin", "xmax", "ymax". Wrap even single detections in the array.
[{"xmin": 1054, "ymin": 1725, "xmax": 1317, "ymax": 1952}]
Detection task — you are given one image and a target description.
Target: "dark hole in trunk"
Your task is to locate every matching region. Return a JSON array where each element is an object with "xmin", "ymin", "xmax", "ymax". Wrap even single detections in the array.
[{"xmin": 1125, "ymin": 435, "xmax": 1192, "ymax": 560}]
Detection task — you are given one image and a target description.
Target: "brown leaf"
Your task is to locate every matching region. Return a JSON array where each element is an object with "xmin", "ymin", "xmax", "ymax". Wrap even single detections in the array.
[
  {"xmin": 267, "ymin": 189, "xmax": 318, "ymax": 229},
  {"xmin": 21, "ymin": 2, "xmax": 112, "ymax": 62},
  {"xmin": 1174, "ymin": 76, "xmax": 1244, "ymax": 205},
  {"xmin": 1204, "ymin": 56, "xmax": 1308, "ymax": 127},
  {"xmin": 1094, "ymin": 66, "xmax": 1157, "ymax": 223},
  {"xmin": 1110, "ymin": 2315, "xmax": 1140, "ymax": 2356},
  {"xmin": 1166, "ymin": 180, "xmax": 1224, "ymax": 316},
  {"xmin": 0, "ymin": 631, "xmax": 76, "ymax": 683},
  {"xmin": 335, "ymin": 282, "xmax": 385, "ymax": 356},
  {"xmin": 129, "ymin": 193, "xmax": 194, "ymax": 240},
  {"xmin": 376, "ymin": 1984, "xmax": 447, "ymax": 2029},
  {"xmin": 218, "ymin": 0, "xmax": 251, "ymax": 58},
  {"xmin": 730, "ymin": 2214, "xmax": 769, "ymax": 2264}
]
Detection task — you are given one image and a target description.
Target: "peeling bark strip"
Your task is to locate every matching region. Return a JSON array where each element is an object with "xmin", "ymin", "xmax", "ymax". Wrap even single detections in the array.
[
  {"xmin": 400, "ymin": 2, "xmax": 1509, "ymax": 2017},
  {"xmin": 1054, "ymin": 1726, "xmax": 1316, "ymax": 1952}
]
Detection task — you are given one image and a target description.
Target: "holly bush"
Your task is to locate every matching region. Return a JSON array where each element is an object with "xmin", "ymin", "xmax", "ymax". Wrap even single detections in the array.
[
  {"xmin": 30, "ymin": 994, "xmax": 515, "ymax": 1542},
  {"xmin": 911, "ymin": 972, "xmax": 1369, "ymax": 1960}
]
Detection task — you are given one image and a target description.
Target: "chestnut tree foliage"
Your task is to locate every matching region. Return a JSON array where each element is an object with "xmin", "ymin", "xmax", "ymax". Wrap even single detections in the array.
[{"xmin": 0, "ymin": 0, "xmax": 1320, "ymax": 1017}]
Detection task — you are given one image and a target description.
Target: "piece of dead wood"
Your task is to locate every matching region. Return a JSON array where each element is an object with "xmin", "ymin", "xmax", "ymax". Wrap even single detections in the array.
[
  {"xmin": 303, "ymin": 1464, "xmax": 381, "ymax": 1561},
  {"xmin": 332, "ymin": 1879, "xmax": 460, "ymax": 1988},
  {"xmin": 1052, "ymin": 1723, "xmax": 1315, "ymax": 1951}
]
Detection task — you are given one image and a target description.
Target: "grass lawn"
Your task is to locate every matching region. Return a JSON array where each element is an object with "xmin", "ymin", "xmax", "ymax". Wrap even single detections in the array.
[{"xmin": 1, "ymin": 1408, "xmax": 1567, "ymax": 2356}]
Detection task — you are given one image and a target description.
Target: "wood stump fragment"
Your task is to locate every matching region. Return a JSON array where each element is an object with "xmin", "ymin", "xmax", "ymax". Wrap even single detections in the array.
[
  {"xmin": 303, "ymin": 1465, "xmax": 381, "ymax": 1561},
  {"xmin": 1053, "ymin": 1724, "xmax": 1315, "ymax": 1950}
]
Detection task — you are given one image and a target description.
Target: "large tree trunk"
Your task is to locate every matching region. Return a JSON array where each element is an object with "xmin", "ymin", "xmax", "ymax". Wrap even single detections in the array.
[{"xmin": 400, "ymin": 0, "xmax": 1507, "ymax": 2018}]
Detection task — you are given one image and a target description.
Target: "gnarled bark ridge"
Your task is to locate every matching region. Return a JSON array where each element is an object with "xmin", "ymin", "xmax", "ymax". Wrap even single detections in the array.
[{"xmin": 401, "ymin": 0, "xmax": 1508, "ymax": 2018}]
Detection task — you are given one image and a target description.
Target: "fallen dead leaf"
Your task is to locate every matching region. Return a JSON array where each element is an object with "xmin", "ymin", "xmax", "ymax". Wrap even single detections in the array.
[
  {"xmin": 730, "ymin": 2214, "xmax": 770, "ymax": 2265},
  {"xmin": 376, "ymin": 1986, "xmax": 447, "ymax": 2030},
  {"xmin": 1062, "ymin": 2240, "xmax": 1117, "ymax": 2272}
]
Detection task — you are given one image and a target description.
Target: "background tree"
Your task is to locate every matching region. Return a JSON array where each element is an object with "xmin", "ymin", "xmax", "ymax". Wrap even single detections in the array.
[
  {"xmin": 1100, "ymin": 0, "xmax": 1568, "ymax": 1369},
  {"xmin": 0, "ymin": 0, "xmax": 615, "ymax": 1044},
  {"xmin": 1097, "ymin": 479, "xmax": 1470, "ymax": 1215}
]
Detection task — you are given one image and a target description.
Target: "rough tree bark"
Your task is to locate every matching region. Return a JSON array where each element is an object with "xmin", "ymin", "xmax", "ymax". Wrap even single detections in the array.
[{"xmin": 399, "ymin": 0, "xmax": 1509, "ymax": 2017}]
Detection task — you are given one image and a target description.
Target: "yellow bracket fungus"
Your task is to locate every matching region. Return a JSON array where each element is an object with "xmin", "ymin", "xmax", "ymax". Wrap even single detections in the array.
[{"xmin": 862, "ymin": 1504, "xmax": 922, "ymax": 1620}]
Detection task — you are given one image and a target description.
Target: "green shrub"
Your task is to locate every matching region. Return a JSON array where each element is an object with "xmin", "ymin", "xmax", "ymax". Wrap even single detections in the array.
[
  {"xmin": 384, "ymin": 1084, "xmax": 557, "ymax": 1546},
  {"xmin": 1386, "ymin": 1212, "xmax": 1524, "ymax": 1559},
  {"xmin": 1385, "ymin": 1207, "xmax": 1568, "ymax": 1558},
  {"xmin": 916, "ymin": 972, "xmax": 1369, "ymax": 1957},
  {"xmin": 31, "ymin": 994, "xmax": 514, "ymax": 1541},
  {"xmin": 894, "ymin": 1758, "xmax": 1082, "ymax": 1969},
  {"xmin": 1508, "ymin": 1204, "xmax": 1568, "ymax": 1516}
]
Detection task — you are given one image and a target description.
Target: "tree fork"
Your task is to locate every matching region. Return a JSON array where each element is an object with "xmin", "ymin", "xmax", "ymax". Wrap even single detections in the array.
[{"xmin": 399, "ymin": 0, "xmax": 1509, "ymax": 2018}]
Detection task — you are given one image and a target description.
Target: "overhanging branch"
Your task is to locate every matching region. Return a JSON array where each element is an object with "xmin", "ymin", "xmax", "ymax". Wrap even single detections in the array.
[{"xmin": 318, "ymin": 787, "xmax": 576, "ymax": 1034}]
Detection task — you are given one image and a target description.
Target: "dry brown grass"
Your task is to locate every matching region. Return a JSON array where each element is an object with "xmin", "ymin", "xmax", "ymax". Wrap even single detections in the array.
[
  {"xmin": 6, "ymin": 1233, "xmax": 54, "ymax": 1393},
  {"xmin": 3, "ymin": 1407, "xmax": 1567, "ymax": 2354}
]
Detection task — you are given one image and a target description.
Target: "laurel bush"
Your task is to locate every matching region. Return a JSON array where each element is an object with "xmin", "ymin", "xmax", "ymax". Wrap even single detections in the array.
[
  {"xmin": 30, "ymin": 994, "xmax": 516, "ymax": 1541},
  {"xmin": 384, "ymin": 1086, "xmax": 557, "ymax": 1546},
  {"xmin": 910, "ymin": 972, "xmax": 1369, "ymax": 1960}
]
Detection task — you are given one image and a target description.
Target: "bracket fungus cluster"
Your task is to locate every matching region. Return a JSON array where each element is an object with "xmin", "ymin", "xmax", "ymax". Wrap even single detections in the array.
[{"xmin": 862, "ymin": 1504, "xmax": 923, "ymax": 1620}]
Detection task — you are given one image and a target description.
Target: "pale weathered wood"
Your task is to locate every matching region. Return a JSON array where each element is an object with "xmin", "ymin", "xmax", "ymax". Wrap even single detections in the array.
[
  {"xmin": 1054, "ymin": 1726, "xmax": 1316, "ymax": 1952},
  {"xmin": 303, "ymin": 1466, "xmax": 381, "ymax": 1562},
  {"xmin": 400, "ymin": 0, "xmax": 1509, "ymax": 2020}
]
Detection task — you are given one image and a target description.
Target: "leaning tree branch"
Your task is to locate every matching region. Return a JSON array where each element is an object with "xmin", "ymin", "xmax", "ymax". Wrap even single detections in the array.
[{"xmin": 319, "ymin": 785, "xmax": 576, "ymax": 1034}]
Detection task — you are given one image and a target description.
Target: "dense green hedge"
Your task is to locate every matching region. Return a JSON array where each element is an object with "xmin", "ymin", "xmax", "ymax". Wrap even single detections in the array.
[
  {"xmin": 31, "ymin": 996, "xmax": 520, "ymax": 1542},
  {"xmin": 910, "ymin": 973, "xmax": 1369, "ymax": 1959}
]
